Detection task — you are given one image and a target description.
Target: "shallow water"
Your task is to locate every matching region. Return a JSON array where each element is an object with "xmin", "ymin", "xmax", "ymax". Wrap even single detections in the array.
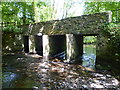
[
  {"xmin": 2, "ymin": 71, "xmax": 35, "ymax": 88},
  {"xmin": 2, "ymin": 55, "xmax": 36, "ymax": 88},
  {"xmin": 82, "ymin": 44, "xmax": 96, "ymax": 69}
]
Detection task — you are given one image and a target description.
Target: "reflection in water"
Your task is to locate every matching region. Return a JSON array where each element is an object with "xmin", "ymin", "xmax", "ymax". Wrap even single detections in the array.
[
  {"xmin": 2, "ymin": 71, "xmax": 35, "ymax": 88},
  {"xmin": 3, "ymin": 72, "xmax": 16, "ymax": 82},
  {"xmin": 2, "ymin": 72, "xmax": 17, "ymax": 88},
  {"xmin": 82, "ymin": 44, "xmax": 96, "ymax": 69}
]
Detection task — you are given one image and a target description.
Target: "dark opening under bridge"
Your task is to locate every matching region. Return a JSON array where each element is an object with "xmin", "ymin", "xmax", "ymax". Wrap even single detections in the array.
[
  {"xmin": 23, "ymin": 34, "xmax": 98, "ymax": 63},
  {"xmin": 20, "ymin": 11, "xmax": 112, "ymax": 63}
]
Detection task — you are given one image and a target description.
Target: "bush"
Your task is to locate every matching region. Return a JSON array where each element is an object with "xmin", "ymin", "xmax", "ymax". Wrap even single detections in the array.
[
  {"xmin": 102, "ymin": 22, "xmax": 120, "ymax": 55},
  {"xmin": 2, "ymin": 25, "xmax": 22, "ymax": 33}
]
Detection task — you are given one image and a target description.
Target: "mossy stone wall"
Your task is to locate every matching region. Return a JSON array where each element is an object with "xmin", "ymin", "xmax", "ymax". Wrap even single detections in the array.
[{"xmin": 20, "ymin": 11, "xmax": 112, "ymax": 35}]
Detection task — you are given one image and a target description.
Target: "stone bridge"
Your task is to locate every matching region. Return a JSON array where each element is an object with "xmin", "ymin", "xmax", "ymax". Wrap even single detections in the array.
[{"xmin": 20, "ymin": 11, "xmax": 112, "ymax": 63}]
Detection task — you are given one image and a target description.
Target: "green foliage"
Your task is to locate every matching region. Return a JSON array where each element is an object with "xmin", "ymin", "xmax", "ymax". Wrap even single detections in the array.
[
  {"xmin": 84, "ymin": 2, "xmax": 120, "ymax": 56},
  {"xmin": 84, "ymin": 2, "xmax": 120, "ymax": 22},
  {"xmin": 2, "ymin": 2, "xmax": 33, "ymax": 24},
  {"xmin": 2, "ymin": 25, "xmax": 22, "ymax": 33},
  {"xmin": 84, "ymin": 36, "xmax": 96, "ymax": 44},
  {"xmin": 1, "ymin": 2, "xmax": 47, "ymax": 32},
  {"xmin": 102, "ymin": 22, "xmax": 120, "ymax": 55}
]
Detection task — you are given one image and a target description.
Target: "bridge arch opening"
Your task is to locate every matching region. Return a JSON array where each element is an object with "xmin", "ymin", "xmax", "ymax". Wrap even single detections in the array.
[
  {"xmin": 23, "ymin": 34, "xmax": 98, "ymax": 66},
  {"xmin": 82, "ymin": 35, "xmax": 97, "ymax": 68}
]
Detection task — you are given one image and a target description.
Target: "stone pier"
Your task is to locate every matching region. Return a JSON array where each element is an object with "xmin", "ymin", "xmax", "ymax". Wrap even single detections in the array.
[
  {"xmin": 23, "ymin": 35, "xmax": 36, "ymax": 53},
  {"xmin": 29, "ymin": 35, "xmax": 36, "ymax": 53},
  {"xmin": 66, "ymin": 34, "xmax": 83, "ymax": 63},
  {"xmin": 43, "ymin": 35, "xmax": 50, "ymax": 61}
]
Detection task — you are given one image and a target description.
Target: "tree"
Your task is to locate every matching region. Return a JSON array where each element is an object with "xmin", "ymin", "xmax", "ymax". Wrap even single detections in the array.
[
  {"xmin": 1, "ymin": 1, "xmax": 47, "ymax": 32},
  {"xmin": 84, "ymin": 2, "xmax": 120, "ymax": 22}
]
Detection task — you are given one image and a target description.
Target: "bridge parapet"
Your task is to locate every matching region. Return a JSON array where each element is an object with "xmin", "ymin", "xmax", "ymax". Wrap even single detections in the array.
[{"xmin": 20, "ymin": 11, "xmax": 112, "ymax": 35}]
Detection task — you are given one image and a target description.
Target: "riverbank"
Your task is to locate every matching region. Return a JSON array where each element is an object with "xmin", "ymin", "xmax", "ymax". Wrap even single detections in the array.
[{"xmin": 2, "ymin": 53, "xmax": 120, "ymax": 89}]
